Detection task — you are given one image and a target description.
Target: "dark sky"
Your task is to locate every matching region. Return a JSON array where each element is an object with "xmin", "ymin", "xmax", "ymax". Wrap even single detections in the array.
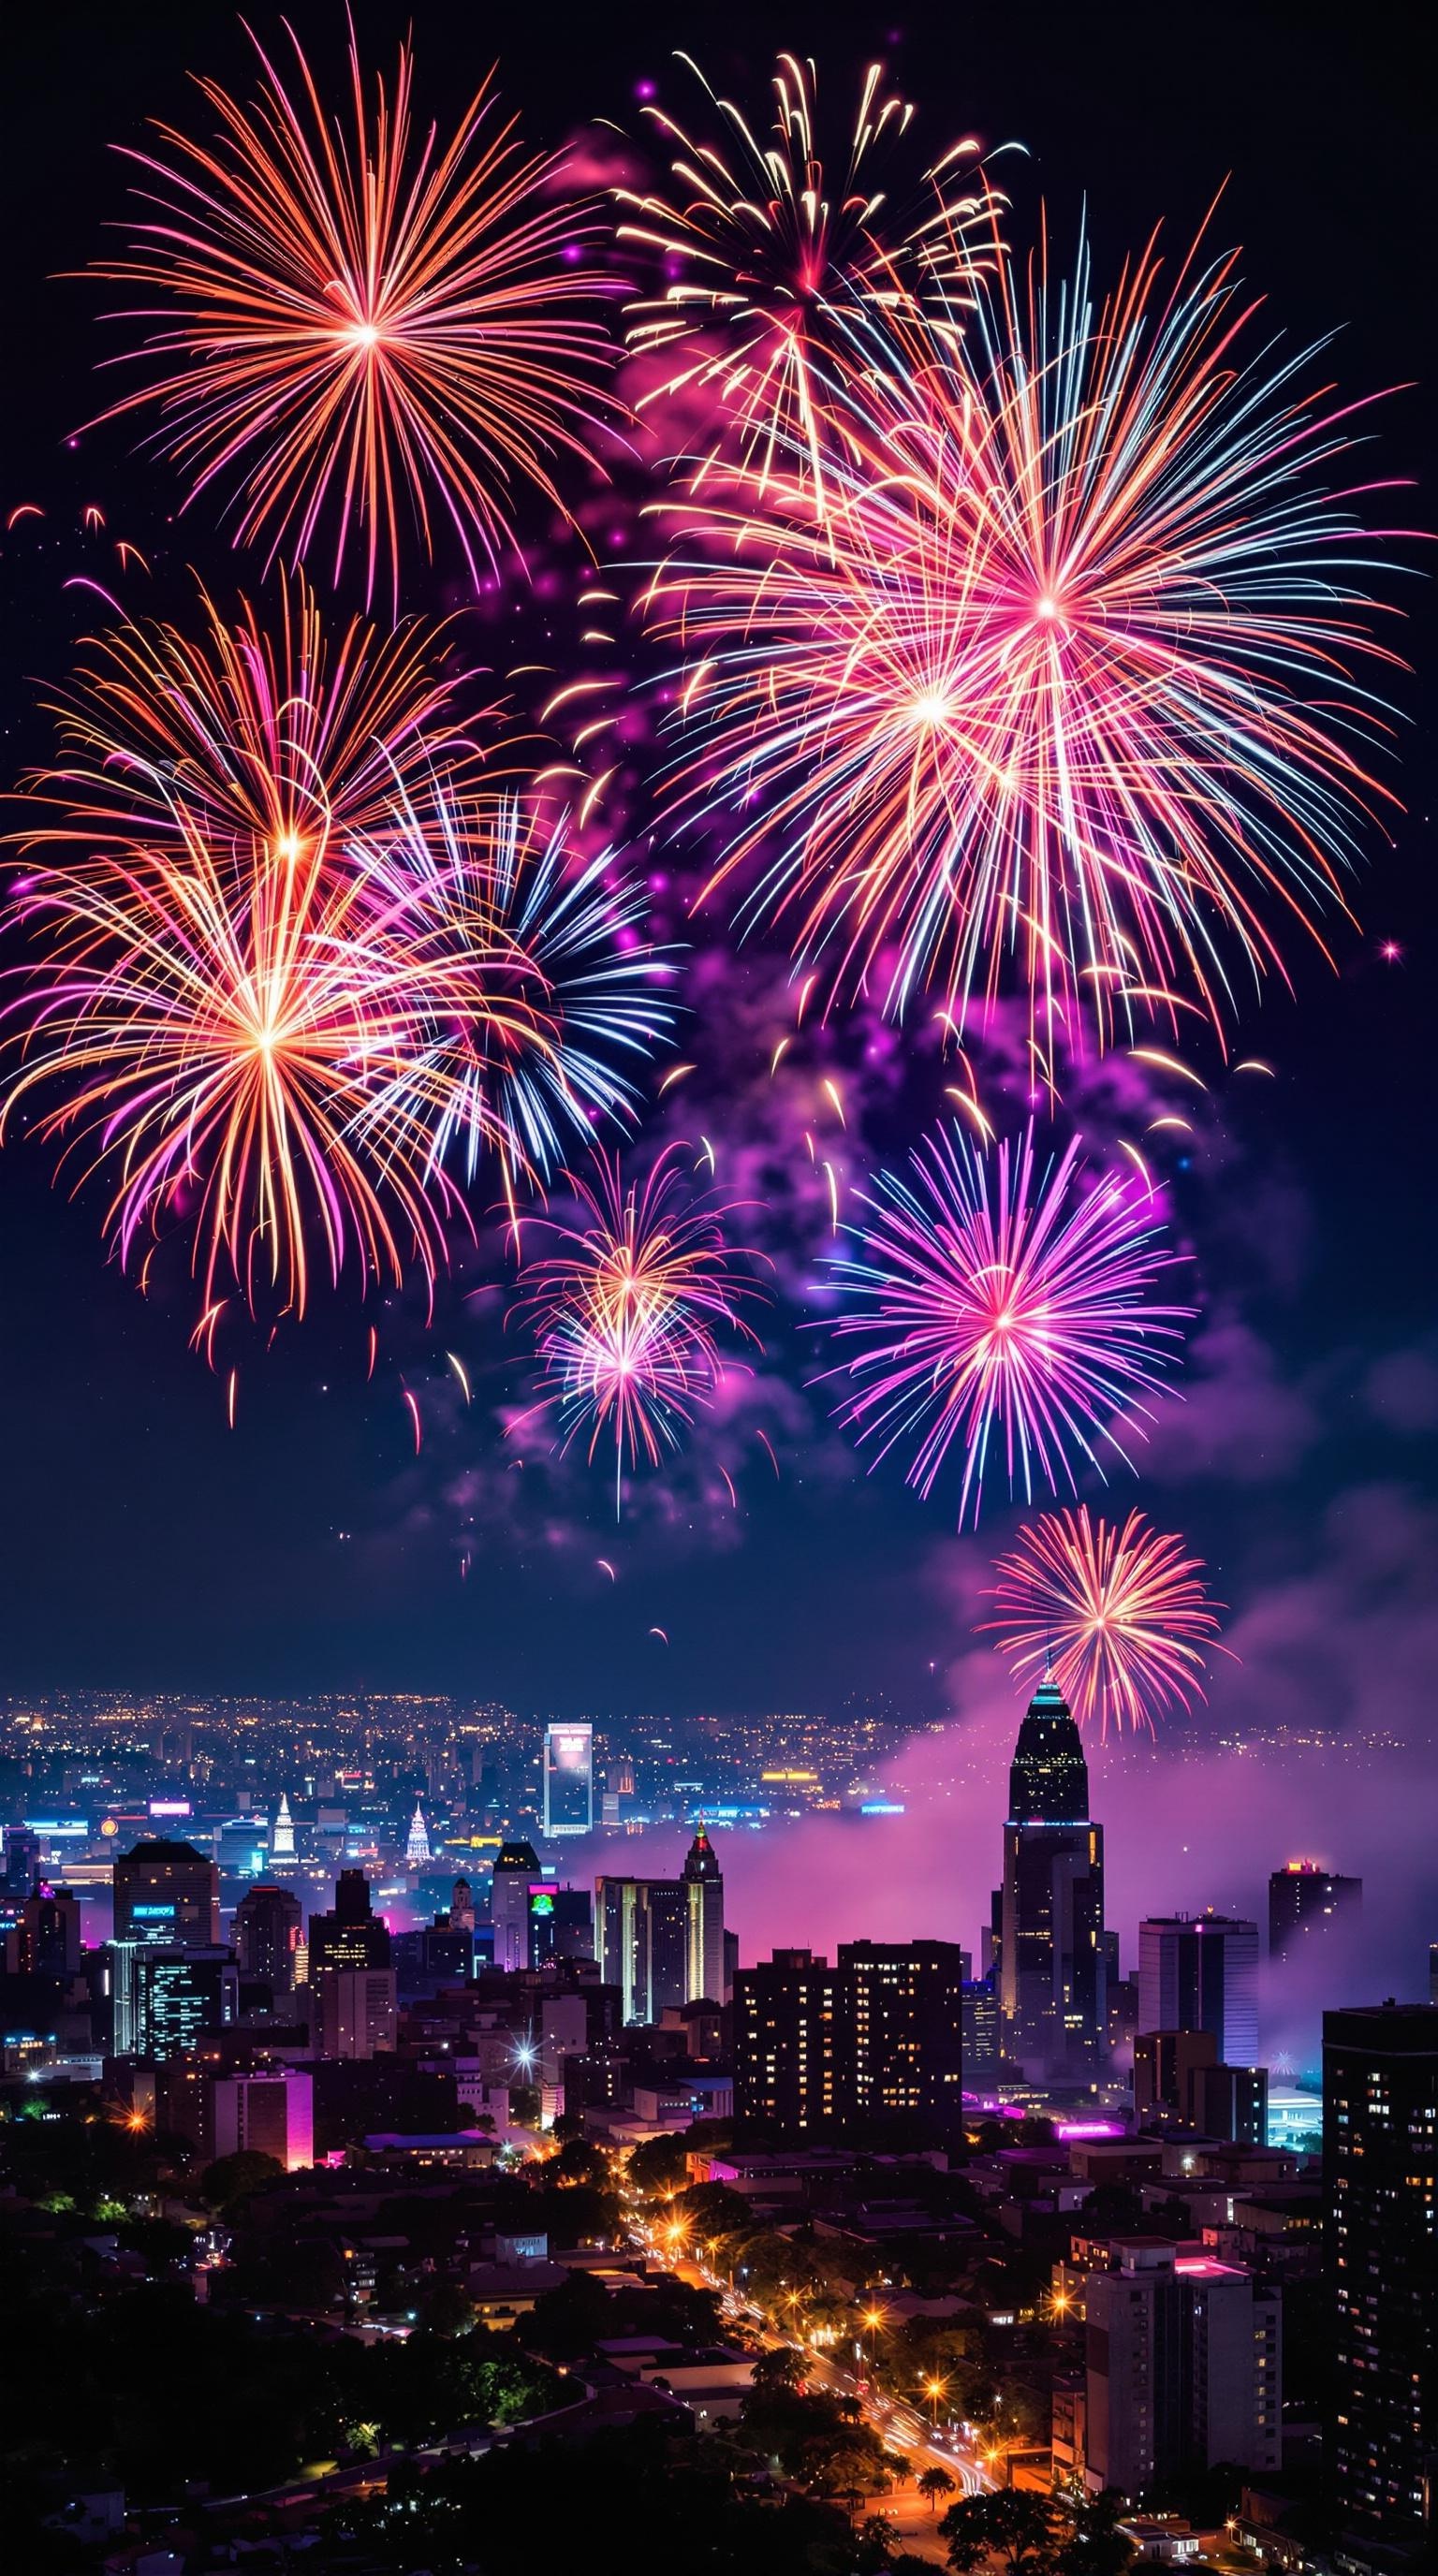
[{"xmin": 0, "ymin": 0, "xmax": 1432, "ymax": 1711}]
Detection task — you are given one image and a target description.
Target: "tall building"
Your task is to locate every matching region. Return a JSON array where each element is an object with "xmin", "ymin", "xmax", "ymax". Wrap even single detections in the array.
[
  {"xmin": 449, "ymin": 1877, "xmax": 476, "ymax": 1931},
  {"xmin": 1268, "ymin": 1861, "xmax": 1361, "ymax": 1959},
  {"xmin": 233, "ymin": 1884, "xmax": 302, "ymax": 1993},
  {"xmin": 998, "ymin": 1680, "xmax": 1107, "ymax": 2082},
  {"xmin": 8, "ymin": 1881, "xmax": 81, "ymax": 1976},
  {"xmin": 683, "ymin": 1826, "xmax": 726, "ymax": 2004},
  {"xmin": 3, "ymin": 1822, "xmax": 40, "ymax": 1893},
  {"xmin": 734, "ymin": 1940, "xmax": 966, "ymax": 2141},
  {"xmin": 1323, "ymin": 2003, "xmax": 1438, "ymax": 2552},
  {"xmin": 405, "ymin": 1803, "xmax": 432, "ymax": 1867},
  {"xmin": 113, "ymin": 1839, "xmax": 220, "ymax": 1947},
  {"xmin": 308, "ymin": 1870, "xmax": 390, "ymax": 1976},
  {"xmin": 211, "ymin": 2069, "xmax": 314, "ymax": 2171},
  {"xmin": 136, "ymin": 1947, "xmax": 239, "ymax": 2061},
  {"xmin": 491, "ymin": 1842, "xmax": 541, "ymax": 1973},
  {"xmin": 595, "ymin": 1874, "xmax": 689, "ymax": 2024},
  {"xmin": 1137, "ymin": 1914, "xmax": 1260, "ymax": 2067},
  {"xmin": 271, "ymin": 1793, "xmax": 297, "ymax": 1863},
  {"xmin": 317, "ymin": 1967, "xmax": 398, "ymax": 2059},
  {"xmin": 542, "ymin": 1723, "xmax": 594, "ymax": 1837},
  {"xmin": 1083, "ymin": 2242, "xmax": 1281, "ymax": 2496}
]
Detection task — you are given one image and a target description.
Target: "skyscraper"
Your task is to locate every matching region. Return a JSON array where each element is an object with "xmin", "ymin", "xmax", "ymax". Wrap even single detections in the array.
[
  {"xmin": 234, "ymin": 1883, "xmax": 302, "ymax": 1992},
  {"xmin": 308, "ymin": 1869, "xmax": 390, "ymax": 1976},
  {"xmin": 135, "ymin": 1947, "xmax": 239, "ymax": 2061},
  {"xmin": 998, "ymin": 1679, "xmax": 1107, "ymax": 2082},
  {"xmin": 491, "ymin": 1841, "xmax": 541, "ymax": 1973},
  {"xmin": 211, "ymin": 2069, "xmax": 313, "ymax": 2171},
  {"xmin": 682, "ymin": 1826, "xmax": 726, "ymax": 2004},
  {"xmin": 594, "ymin": 1874, "xmax": 689, "ymax": 2024},
  {"xmin": 1268, "ymin": 1860, "xmax": 1361, "ymax": 1958},
  {"xmin": 1323, "ymin": 2003, "xmax": 1438, "ymax": 2552},
  {"xmin": 1137, "ymin": 1914, "xmax": 1260, "ymax": 2067},
  {"xmin": 542, "ymin": 1723, "xmax": 594, "ymax": 1837},
  {"xmin": 405, "ymin": 1803, "xmax": 432, "ymax": 1866},
  {"xmin": 1083, "ymin": 2243, "xmax": 1281, "ymax": 2495},
  {"xmin": 317, "ymin": 1967, "xmax": 398, "ymax": 2058},
  {"xmin": 734, "ymin": 1939, "xmax": 967, "ymax": 2141},
  {"xmin": 271, "ymin": 1793, "xmax": 297, "ymax": 1863},
  {"xmin": 113, "ymin": 1838, "xmax": 220, "ymax": 1947}
]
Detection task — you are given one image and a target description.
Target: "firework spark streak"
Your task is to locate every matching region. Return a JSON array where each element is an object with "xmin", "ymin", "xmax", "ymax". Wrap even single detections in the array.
[
  {"xmin": 349, "ymin": 778, "xmax": 676, "ymax": 1190},
  {"xmin": 815, "ymin": 1120, "xmax": 1189, "ymax": 1524},
  {"xmin": 514, "ymin": 1145, "xmax": 767, "ymax": 1511},
  {"xmin": 984, "ymin": 1504, "xmax": 1225, "ymax": 1734},
  {"xmin": 649, "ymin": 218, "xmax": 1402, "ymax": 1045},
  {"xmin": 619, "ymin": 51, "xmax": 996, "ymax": 508},
  {"xmin": 88, "ymin": 25, "xmax": 619, "ymax": 602}
]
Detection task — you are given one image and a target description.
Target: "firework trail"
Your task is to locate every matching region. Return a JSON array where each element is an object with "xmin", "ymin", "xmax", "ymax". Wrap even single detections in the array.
[
  {"xmin": 514, "ymin": 1144, "xmax": 767, "ymax": 1510},
  {"xmin": 349, "ymin": 776, "xmax": 676, "ymax": 1192},
  {"xmin": 815, "ymin": 1119, "xmax": 1189, "ymax": 1524},
  {"xmin": 87, "ymin": 24, "xmax": 620, "ymax": 602},
  {"xmin": 619, "ymin": 51, "xmax": 997, "ymax": 508},
  {"xmin": 648, "ymin": 217, "xmax": 1402, "ymax": 1047},
  {"xmin": 985, "ymin": 1503, "xmax": 1225, "ymax": 1734}
]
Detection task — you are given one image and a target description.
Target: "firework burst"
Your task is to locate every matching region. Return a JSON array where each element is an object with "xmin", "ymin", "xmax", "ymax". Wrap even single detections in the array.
[
  {"xmin": 349, "ymin": 776, "xmax": 677, "ymax": 1190},
  {"xmin": 88, "ymin": 25, "xmax": 619, "ymax": 602},
  {"xmin": 514, "ymin": 1145, "xmax": 766, "ymax": 1508},
  {"xmin": 0, "ymin": 580, "xmax": 547, "ymax": 1322},
  {"xmin": 985, "ymin": 1504, "xmax": 1225, "ymax": 1734},
  {"xmin": 816, "ymin": 1119, "xmax": 1189, "ymax": 1524},
  {"xmin": 618, "ymin": 51, "xmax": 997, "ymax": 505},
  {"xmin": 649, "ymin": 218, "xmax": 1402, "ymax": 1046}
]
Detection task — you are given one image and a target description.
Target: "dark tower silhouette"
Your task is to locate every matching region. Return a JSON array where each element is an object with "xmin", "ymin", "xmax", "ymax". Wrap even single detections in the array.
[{"xmin": 999, "ymin": 1678, "xmax": 1107, "ymax": 2081}]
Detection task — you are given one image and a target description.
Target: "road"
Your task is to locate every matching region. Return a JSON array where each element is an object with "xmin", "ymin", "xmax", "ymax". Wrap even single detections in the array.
[{"xmin": 625, "ymin": 2201, "xmax": 992, "ymax": 2539}]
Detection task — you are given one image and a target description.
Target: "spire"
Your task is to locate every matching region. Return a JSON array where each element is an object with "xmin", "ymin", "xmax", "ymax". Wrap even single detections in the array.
[
  {"xmin": 271, "ymin": 1792, "xmax": 295, "ymax": 1860},
  {"xmin": 683, "ymin": 1823, "xmax": 721, "ymax": 1882},
  {"xmin": 1007, "ymin": 1676, "xmax": 1090, "ymax": 1824},
  {"xmin": 405, "ymin": 1801, "xmax": 432, "ymax": 1866}
]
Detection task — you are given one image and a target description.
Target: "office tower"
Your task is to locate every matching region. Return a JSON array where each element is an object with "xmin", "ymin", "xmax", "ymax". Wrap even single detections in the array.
[
  {"xmin": 214, "ymin": 1815, "xmax": 270, "ymax": 1879},
  {"xmin": 10, "ymin": 1881, "xmax": 81, "ymax": 1976},
  {"xmin": 136, "ymin": 1947, "xmax": 239, "ymax": 2061},
  {"xmin": 318, "ymin": 1966, "xmax": 398, "ymax": 2058},
  {"xmin": 113, "ymin": 1839, "xmax": 221, "ymax": 1947},
  {"xmin": 734, "ymin": 1940, "xmax": 966, "ymax": 2141},
  {"xmin": 542, "ymin": 1723, "xmax": 594, "ymax": 1837},
  {"xmin": 961, "ymin": 1977, "xmax": 1000, "ymax": 2076},
  {"xmin": 233, "ymin": 1884, "xmax": 302, "ymax": 1992},
  {"xmin": 491, "ymin": 1842, "xmax": 541, "ymax": 1973},
  {"xmin": 1137, "ymin": 1914, "xmax": 1260, "ymax": 2067},
  {"xmin": 449, "ymin": 1877, "xmax": 476, "ymax": 1931},
  {"xmin": 405, "ymin": 1803, "xmax": 432, "ymax": 1867},
  {"xmin": 683, "ymin": 1826, "xmax": 726, "ymax": 2004},
  {"xmin": 528, "ymin": 1883, "xmax": 593, "ymax": 1966},
  {"xmin": 1269, "ymin": 1861, "xmax": 1361, "ymax": 1959},
  {"xmin": 271, "ymin": 1793, "xmax": 297, "ymax": 1862},
  {"xmin": 1135, "ymin": 2027, "xmax": 1219, "ymax": 2122},
  {"xmin": 1190, "ymin": 2061, "xmax": 1268, "ymax": 2148},
  {"xmin": 3, "ymin": 1822, "xmax": 40, "ymax": 1893},
  {"xmin": 308, "ymin": 1870, "xmax": 390, "ymax": 1976},
  {"xmin": 1324, "ymin": 2003, "xmax": 1438, "ymax": 2551},
  {"xmin": 211, "ymin": 2069, "xmax": 314, "ymax": 2172},
  {"xmin": 1083, "ymin": 2243, "xmax": 1281, "ymax": 2494},
  {"xmin": 594, "ymin": 1875, "xmax": 690, "ymax": 2023},
  {"xmin": 998, "ymin": 1679, "xmax": 1107, "ymax": 2081}
]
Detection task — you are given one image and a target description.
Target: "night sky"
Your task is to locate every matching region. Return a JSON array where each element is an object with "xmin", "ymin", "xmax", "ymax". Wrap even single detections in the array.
[{"xmin": 0, "ymin": 0, "xmax": 1432, "ymax": 1715}]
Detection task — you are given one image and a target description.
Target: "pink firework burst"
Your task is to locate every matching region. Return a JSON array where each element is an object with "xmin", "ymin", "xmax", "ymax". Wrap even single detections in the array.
[
  {"xmin": 984, "ymin": 1504, "xmax": 1226, "ymax": 1735},
  {"xmin": 816, "ymin": 1119, "xmax": 1190, "ymax": 1524}
]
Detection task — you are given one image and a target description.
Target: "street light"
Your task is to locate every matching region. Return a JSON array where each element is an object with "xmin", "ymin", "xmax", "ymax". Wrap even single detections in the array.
[{"xmin": 924, "ymin": 2374, "xmax": 949, "ymax": 2428}]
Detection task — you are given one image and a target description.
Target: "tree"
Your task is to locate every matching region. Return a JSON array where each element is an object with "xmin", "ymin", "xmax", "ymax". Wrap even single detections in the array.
[
  {"xmin": 749, "ymin": 2343, "xmax": 805, "ymax": 2393},
  {"xmin": 919, "ymin": 2463, "xmax": 958, "ymax": 2513},
  {"xmin": 626, "ymin": 2131, "xmax": 691, "ymax": 2195},
  {"xmin": 198, "ymin": 2148, "xmax": 284, "ymax": 2212},
  {"xmin": 940, "ymin": 2489, "xmax": 1066, "ymax": 2576},
  {"xmin": 1062, "ymin": 2490, "xmax": 1136, "ymax": 2576}
]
